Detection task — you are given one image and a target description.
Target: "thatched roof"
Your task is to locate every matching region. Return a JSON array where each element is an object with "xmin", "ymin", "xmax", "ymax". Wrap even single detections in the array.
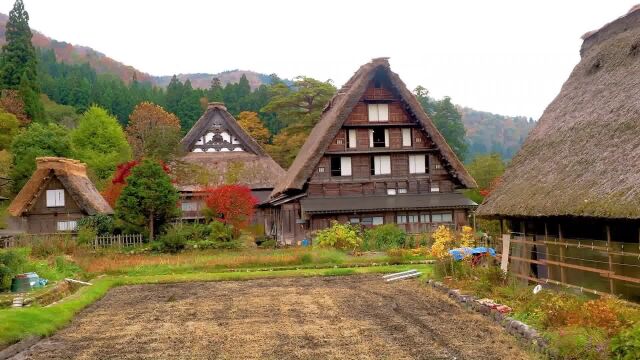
[
  {"xmin": 477, "ymin": 7, "xmax": 640, "ymax": 219},
  {"xmin": 8, "ymin": 157, "xmax": 114, "ymax": 216},
  {"xmin": 271, "ymin": 58, "xmax": 476, "ymax": 198},
  {"xmin": 178, "ymin": 103, "xmax": 285, "ymax": 190}
]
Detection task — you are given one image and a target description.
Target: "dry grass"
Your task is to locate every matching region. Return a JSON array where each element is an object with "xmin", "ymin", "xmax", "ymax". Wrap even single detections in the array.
[{"xmin": 73, "ymin": 248, "xmax": 369, "ymax": 275}]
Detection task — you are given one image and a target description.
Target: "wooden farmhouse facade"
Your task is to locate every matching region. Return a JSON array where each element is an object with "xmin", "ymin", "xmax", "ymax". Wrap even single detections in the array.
[
  {"xmin": 476, "ymin": 8, "xmax": 640, "ymax": 301},
  {"xmin": 268, "ymin": 58, "xmax": 477, "ymax": 245},
  {"xmin": 7, "ymin": 157, "xmax": 113, "ymax": 234},
  {"xmin": 176, "ymin": 102, "xmax": 285, "ymax": 224}
]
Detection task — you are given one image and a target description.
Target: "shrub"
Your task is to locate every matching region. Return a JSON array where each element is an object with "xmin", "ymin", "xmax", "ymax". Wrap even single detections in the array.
[
  {"xmin": 258, "ymin": 239, "xmax": 277, "ymax": 249},
  {"xmin": 611, "ymin": 324, "xmax": 640, "ymax": 360},
  {"xmin": 77, "ymin": 214, "xmax": 114, "ymax": 235},
  {"xmin": 157, "ymin": 226, "xmax": 188, "ymax": 253},
  {"xmin": 0, "ymin": 248, "xmax": 28, "ymax": 291},
  {"xmin": 547, "ymin": 327, "xmax": 609, "ymax": 360},
  {"xmin": 314, "ymin": 221, "xmax": 363, "ymax": 250},
  {"xmin": 363, "ymin": 224, "xmax": 407, "ymax": 250},
  {"xmin": 430, "ymin": 225, "xmax": 454, "ymax": 259},
  {"xmin": 77, "ymin": 227, "xmax": 97, "ymax": 245}
]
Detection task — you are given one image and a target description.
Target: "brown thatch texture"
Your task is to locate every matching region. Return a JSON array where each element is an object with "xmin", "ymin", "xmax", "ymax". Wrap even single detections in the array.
[
  {"xmin": 477, "ymin": 9, "xmax": 640, "ymax": 219},
  {"xmin": 8, "ymin": 157, "xmax": 113, "ymax": 216},
  {"xmin": 271, "ymin": 58, "xmax": 476, "ymax": 198},
  {"xmin": 177, "ymin": 103, "xmax": 285, "ymax": 190},
  {"xmin": 177, "ymin": 152, "xmax": 285, "ymax": 190}
]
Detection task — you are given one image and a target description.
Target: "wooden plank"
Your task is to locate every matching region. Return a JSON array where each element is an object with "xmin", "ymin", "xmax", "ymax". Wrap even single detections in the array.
[
  {"xmin": 510, "ymin": 255, "xmax": 545, "ymax": 265},
  {"xmin": 602, "ymin": 273, "xmax": 640, "ymax": 284},
  {"xmin": 544, "ymin": 258, "xmax": 612, "ymax": 275}
]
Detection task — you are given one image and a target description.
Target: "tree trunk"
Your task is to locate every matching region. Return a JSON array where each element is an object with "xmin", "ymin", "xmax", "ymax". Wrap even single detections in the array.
[{"xmin": 149, "ymin": 211, "xmax": 155, "ymax": 241}]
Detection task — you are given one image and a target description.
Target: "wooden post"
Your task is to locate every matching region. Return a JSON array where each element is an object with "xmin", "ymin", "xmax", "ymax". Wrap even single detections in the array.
[
  {"xmin": 544, "ymin": 222, "xmax": 551, "ymax": 280},
  {"xmin": 606, "ymin": 224, "xmax": 615, "ymax": 294},
  {"xmin": 559, "ymin": 223, "xmax": 567, "ymax": 284}
]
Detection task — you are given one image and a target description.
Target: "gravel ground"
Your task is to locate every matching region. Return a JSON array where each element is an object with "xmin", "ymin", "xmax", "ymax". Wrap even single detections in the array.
[{"xmin": 14, "ymin": 275, "xmax": 531, "ymax": 360}]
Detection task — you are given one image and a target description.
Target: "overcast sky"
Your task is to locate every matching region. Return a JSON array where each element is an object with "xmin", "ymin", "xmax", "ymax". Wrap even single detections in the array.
[{"xmin": 0, "ymin": 1, "xmax": 634, "ymax": 119}]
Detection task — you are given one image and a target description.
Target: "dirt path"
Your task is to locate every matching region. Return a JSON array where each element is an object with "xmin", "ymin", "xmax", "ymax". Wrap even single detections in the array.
[{"xmin": 14, "ymin": 276, "xmax": 531, "ymax": 360}]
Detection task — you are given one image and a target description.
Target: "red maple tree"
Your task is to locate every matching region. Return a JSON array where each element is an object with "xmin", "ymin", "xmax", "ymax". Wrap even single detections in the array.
[
  {"xmin": 102, "ymin": 160, "xmax": 171, "ymax": 207},
  {"xmin": 203, "ymin": 185, "xmax": 257, "ymax": 231}
]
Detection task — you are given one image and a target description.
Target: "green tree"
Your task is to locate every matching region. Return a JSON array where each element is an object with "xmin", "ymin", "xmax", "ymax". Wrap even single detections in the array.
[
  {"xmin": 464, "ymin": 153, "xmax": 506, "ymax": 203},
  {"xmin": 115, "ymin": 159, "xmax": 179, "ymax": 240},
  {"xmin": 207, "ymin": 77, "xmax": 223, "ymax": 102},
  {"xmin": 414, "ymin": 87, "xmax": 467, "ymax": 161},
  {"xmin": 261, "ymin": 76, "xmax": 335, "ymax": 130},
  {"xmin": 70, "ymin": 106, "xmax": 132, "ymax": 187},
  {"xmin": 176, "ymin": 79, "xmax": 202, "ymax": 131},
  {"xmin": 0, "ymin": 109, "xmax": 19, "ymax": 150},
  {"xmin": 10, "ymin": 122, "xmax": 72, "ymax": 191},
  {"xmin": 0, "ymin": 0, "xmax": 43, "ymax": 122}
]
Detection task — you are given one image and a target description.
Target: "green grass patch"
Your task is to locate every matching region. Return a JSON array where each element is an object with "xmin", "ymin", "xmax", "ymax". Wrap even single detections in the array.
[{"xmin": 0, "ymin": 264, "xmax": 432, "ymax": 348}]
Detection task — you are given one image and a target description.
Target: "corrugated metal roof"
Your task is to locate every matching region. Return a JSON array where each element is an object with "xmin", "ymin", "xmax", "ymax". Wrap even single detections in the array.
[{"xmin": 301, "ymin": 193, "xmax": 477, "ymax": 214}]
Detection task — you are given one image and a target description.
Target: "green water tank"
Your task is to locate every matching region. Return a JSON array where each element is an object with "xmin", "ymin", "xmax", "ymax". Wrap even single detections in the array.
[{"xmin": 10, "ymin": 273, "xmax": 39, "ymax": 293}]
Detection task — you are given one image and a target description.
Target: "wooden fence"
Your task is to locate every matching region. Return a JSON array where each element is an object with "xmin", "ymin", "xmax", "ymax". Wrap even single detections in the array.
[
  {"xmin": 0, "ymin": 233, "xmax": 144, "ymax": 249},
  {"xmin": 92, "ymin": 234, "xmax": 144, "ymax": 249},
  {"xmin": 499, "ymin": 233, "xmax": 640, "ymax": 302}
]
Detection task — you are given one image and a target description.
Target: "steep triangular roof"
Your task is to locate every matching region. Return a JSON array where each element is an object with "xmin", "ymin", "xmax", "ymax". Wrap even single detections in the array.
[
  {"xmin": 477, "ymin": 7, "xmax": 640, "ymax": 219},
  {"xmin": 178, "ymin": 103, "xmax": 285, "ymax": 190},
  {"xmin": 8, "ymin": 157, "xmax": 113, "ymax": 216},
  {"xmin": 271, "ymin": 58, "xmax": 476, "ymax": 197},
  {"xmin": 180, "ymin": 102, "xmax": 267, "ymax": 156}
]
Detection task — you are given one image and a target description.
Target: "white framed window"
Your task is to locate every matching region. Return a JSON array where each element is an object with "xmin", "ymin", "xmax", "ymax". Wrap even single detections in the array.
[
  {"xmin": 396, "ymin": 215, "xmax": 407, "ymax": 224},
  {"xmin": 369, "ymin": 128, "xmax": 389, "ymax": 148},
  {"xmin": 398, "ymin": 188, "xmax": 407, "ymax": 194},
  {"xmin": 331, "ymin": 156, "xmax": 352, "ymax": 176},
  {"xmin": 46, "ymin": 189, "xmax": 65, "ymax": 207},
  {"xmin": 347, "ymin": 129, "xmax": 357, "ymax": 149},
  {"xmin": 336, "ymin": 138, "xmax": 344, "ymax": 145},
  {"xmin": 318, "ymin": 167, "xmax": 325, "ymax": 173},
  {"xmin": 402, "ymin": 128, "xmax": 412, "ymax": 147},
  {"xmin": 349, "ymin": 217, "xmax": 360, "ymax": 224},
  {"xmin": 371, "ymin": 155, "xmax": 391, "ymax": 175},
  {"xmin": 432, "ymin": 212, "xmax": 453, "ymax": 223},
  {"xmin": 386, "ymin": 189, "xmax": 397, "ymax": 195},
  {"xmin": 407, "ymin": 214, "xmax": 419, "ymax": 223},
  {"xmin": 431, "ymin": 182, "xmax": 440, "ymax": 192},
  {"xmin": 409, "ymin": 154, "xmax": 426, "ymax": 174},
  {"xmin": 368, "ymin": 103, "xmax": 389, "ymax": 122},
  {"xmin": 181, "ymin": 201, "xmax": 198, "ymax": 212},
  {"xmin": 372, "ymin": 216, "xmax": 384, "ymax": 225},
  {"xmin": 57, "ymin": 220, "xmax": 77, "ymax": 232},
  {"xmin": 419, "ymin": 213, "xmax": 430, "ymax": 223}
]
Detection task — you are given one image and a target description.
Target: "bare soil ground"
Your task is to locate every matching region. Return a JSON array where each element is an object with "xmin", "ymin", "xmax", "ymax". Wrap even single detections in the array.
[{"xmin": 15, "ymin": 276, "xmax": 531, "ymax": 360}]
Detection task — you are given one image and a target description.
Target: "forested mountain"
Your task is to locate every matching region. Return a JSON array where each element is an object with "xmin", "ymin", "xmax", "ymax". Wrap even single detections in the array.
[
  {"xmin": 154, "ymin": 71, "xmax": 273, "ymax": 90},
  {"xmin": 459, "ymin": 107, "xmax": 536, "ymax": 161}
]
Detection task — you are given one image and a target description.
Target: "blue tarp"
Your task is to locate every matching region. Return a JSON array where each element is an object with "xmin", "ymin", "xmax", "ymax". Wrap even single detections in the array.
[{"xmin": 449, "ymin": 247, "xmax": 496, "ymax": 261}]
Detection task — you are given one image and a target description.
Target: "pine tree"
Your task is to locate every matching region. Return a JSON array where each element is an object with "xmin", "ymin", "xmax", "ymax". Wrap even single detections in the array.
[{"xmin": 0, "ymin": 0, "xmax": 44, "ymax": 122}]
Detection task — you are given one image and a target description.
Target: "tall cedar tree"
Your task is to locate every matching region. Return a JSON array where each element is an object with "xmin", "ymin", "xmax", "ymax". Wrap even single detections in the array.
[
  {"xmin": 203, "ymin": 185, "xmax": 257, "ymax": 233},
  {"xmin": 0, "ymin": 0, "xmax": 44, "ymax": 122},
  {"xmin": 126, "ymin": 102, "xmax": 182, "ymax": 160},
  {"xmin": 10, "ymin": 122, "xmax": 72, "ymax": 192},
  {"xmin": 236, "ymin": 111, "xmax": 270, "ymax": 146},
  {"xmin": 414, "ymin": 87, "xmax": 467, "ymax": 161},
  {"xmin": 115, "ymin": 159, "xmax": 179, "ymax": 240},
  {"xmin": 70, "ymin": 106, "xmax": 132, "ymax": 187}
]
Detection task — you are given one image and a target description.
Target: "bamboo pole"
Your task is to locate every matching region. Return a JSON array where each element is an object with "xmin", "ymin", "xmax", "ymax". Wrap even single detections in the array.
[
  {"xmin": 606, "ymin": 225, "xmax": 615, "ymax": 294},
  {"xmin": 544, "ymin": 222, "xmax": 551, "ymax": 280},
  {"xmin": 559, "ymin": 223, "xmax": 567, "ymax": 284}
]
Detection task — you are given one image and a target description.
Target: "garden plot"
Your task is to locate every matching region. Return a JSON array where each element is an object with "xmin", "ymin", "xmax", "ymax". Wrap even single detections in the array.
[{"xmin": 14, "ymin": 276, "xmax": 530, "ymax": 360}]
